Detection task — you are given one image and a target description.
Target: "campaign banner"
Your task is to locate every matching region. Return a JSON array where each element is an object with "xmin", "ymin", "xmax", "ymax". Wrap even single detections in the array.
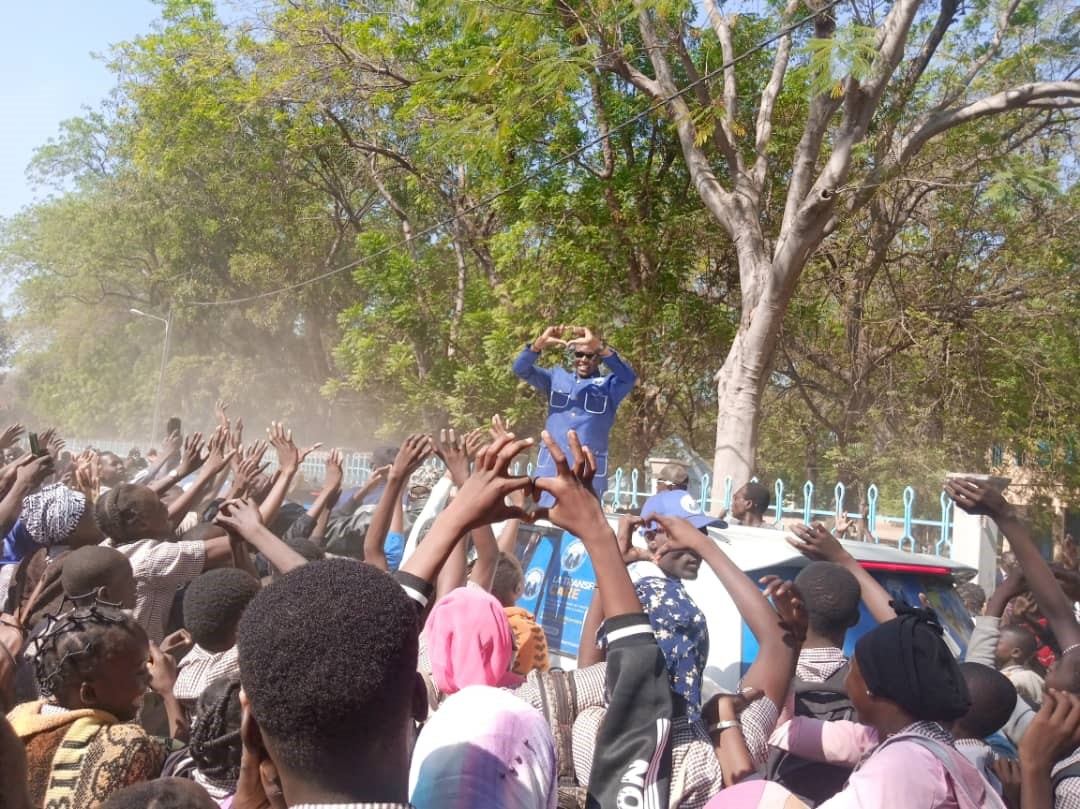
[{"xmin": 515, "ymin": 524, "xmax": 597, "ymax": 658}]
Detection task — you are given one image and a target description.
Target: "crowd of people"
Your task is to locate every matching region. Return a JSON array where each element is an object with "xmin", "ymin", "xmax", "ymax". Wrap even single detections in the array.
[{"xmin": 0, "ymin": 326, "xmax": 1078, "ymax": 809}]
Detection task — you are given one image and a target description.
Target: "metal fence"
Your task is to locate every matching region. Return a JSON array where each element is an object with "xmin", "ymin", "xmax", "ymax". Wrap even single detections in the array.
[{"xmin": 72, "ymin": 438, "xmax": 953, "ymax": 556}]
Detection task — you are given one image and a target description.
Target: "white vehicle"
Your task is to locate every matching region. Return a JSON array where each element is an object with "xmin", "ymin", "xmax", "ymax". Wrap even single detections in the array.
[
  {"xmin": 402, "ymin": 492, "xmax": 976, "ymax": 692},
  {"xmin": 508, "ymin": 519, "xmax": 975, "ymax": 692}
]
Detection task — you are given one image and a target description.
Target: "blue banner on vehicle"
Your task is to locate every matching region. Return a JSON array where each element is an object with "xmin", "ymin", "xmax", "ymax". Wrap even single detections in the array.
[{"xmin": 515, "ymin": 526, "xmax": 597, "ymax": 658}]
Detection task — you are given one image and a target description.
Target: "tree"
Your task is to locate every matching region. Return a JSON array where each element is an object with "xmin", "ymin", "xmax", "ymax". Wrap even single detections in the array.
[{"xmin": 518, "ymin": 0, "xmax": 1080, "ymax": 504}]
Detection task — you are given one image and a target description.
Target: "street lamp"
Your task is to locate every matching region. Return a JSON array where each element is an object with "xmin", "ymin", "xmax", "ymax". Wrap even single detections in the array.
[{"xmin": 129, "ymin": 306, "xmax": 173, "ymax": 449}]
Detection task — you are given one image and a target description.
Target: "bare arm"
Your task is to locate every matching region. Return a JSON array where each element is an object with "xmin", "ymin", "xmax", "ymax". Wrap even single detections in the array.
[
  {"xmin": 401, "ymin": 435, "xmax": 533, "ymax": 587},
  {"xmin": 215, "ymin": 498, "xmax": 308, "ymax": 576},
  {"xmin": 366, "ymin": 434, "xmax": 431, "ymax": 572},
  {"xmin": 789, "ymin": 523, "xmax": 897, "ymax": 623},
  {"xmin": 261, "ymin": 422, "xmax": 320, "ymax": 528},
  {"xmin": 653, "ymin": 516, "xmax": 796, "ymax": 708},
  {"xmin": 947, "ymin": 478, "xmax": 1080, "ymax": 650}
]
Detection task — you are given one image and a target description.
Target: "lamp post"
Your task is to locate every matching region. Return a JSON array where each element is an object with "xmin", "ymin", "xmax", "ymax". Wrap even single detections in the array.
[{"xmin": 129, "ymin": 306, "xmax": 173, "ymax": 450}]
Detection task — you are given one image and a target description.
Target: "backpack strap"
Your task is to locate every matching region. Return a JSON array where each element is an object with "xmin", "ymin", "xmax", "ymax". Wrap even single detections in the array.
[
  {"xmin": 878, "ymin": 733, "xmax": 1006, "ymax": 809},
  {"xmin": 538, "ymin": 669, "xmax": 579, "ymax": 786},
  {"xmin": 1052, "ymin": 760, "xmax": 1080, "ymax": 789}
]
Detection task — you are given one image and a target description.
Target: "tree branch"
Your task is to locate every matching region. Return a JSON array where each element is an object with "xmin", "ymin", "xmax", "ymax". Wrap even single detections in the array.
[
  {"xmin": 898, "ymin": 81, "xmax": 1080, "ymax": 164},
  {"xmin": 753, "ymin": 0, "xmax": 801, "ymax": 188}
]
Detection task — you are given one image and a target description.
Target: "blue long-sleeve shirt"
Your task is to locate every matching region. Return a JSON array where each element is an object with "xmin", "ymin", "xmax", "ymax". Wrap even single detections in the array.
[{"xmin": 513, "ymin": 346, "xmax": 636, "ymax": 479}]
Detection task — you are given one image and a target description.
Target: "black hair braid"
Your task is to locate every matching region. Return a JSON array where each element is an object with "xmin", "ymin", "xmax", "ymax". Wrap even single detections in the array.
[
  {"xmin": 189, "ymin": 679, "xmax": 242, "ymax": 787},
  {"xmin": 34, "ymin": 606, "xmax": 141, "ymax": 697}
]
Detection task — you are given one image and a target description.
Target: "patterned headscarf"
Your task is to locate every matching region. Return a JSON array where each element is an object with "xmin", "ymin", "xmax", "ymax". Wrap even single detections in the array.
[
  {"xmin": 409, "ymin": 685, "xmax": 557, "ymax": 809},
  {"xmin": 21, "ymin": 483, "xmax": 87, "ymax": 547}
]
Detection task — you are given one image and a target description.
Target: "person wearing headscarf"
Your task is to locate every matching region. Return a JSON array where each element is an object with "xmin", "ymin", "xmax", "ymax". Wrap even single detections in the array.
[
  {"xmin": 21, "ymin": 484, "xmax": 98, "ymax": 551},
  {"xmin": 764, "ymin": 605, "xmax": 1007, "ymax": 808},
  {"xmin": 409, "ymin": 685, "xmax": 557, "ymax": 809},
  {"xmin": 424, "ymin": 587, "xmax": 525, "ymax": 699}
]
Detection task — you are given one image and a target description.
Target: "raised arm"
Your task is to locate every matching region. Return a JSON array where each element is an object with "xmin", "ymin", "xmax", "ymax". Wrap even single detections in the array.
[
  {"xmin": 149, "ymin": 432, "xmax": 205, "ymax": 497},
  {"xmin": 305, "ymin": 449, "xmax": 344, "ymax": 524},
  {"xmin": 167, "ymin": 430, "xmax": 236, "ymax": 527},
  {"xmin": 651, "ymin": 515, "xmax": 796, "ymax": 709},
  {"xmin": 261, "ymin": 422, "xmax": 321, "ymax": 528},
  {"xmin": 215, "ymin": 498, "xmax": 308, "ymax": 576},
  {"xmin": 947, "ymin": 478, "xmax": 1080, "ymax": 656},
  {"xmin": 513, "ymin": 326, "xmax": 567, "ymax": 393},
  {"xmin": 400, "ymin": 434, "xmax": 533, "ymax": 588},
  {"xmin": 365, "ymin": 434, "xmax": 431, "ymax": 572},
  {"xmin": 789, "ymin": 523, "xmax": 897, "ymax": 624},
  {"xmin": 533, "ymin": 430, "xmax": 671, "ymax": 809},
  {"xmin": 0, "ymin": 456, "xmax": 54, "ymax": 537}
]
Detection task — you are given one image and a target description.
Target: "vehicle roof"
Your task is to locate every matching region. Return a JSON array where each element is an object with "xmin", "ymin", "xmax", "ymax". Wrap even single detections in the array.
[
  {"xmin": 705, "ymin": 523, "xmax": 975, "ymax": 577},
  {"xmin": 592, "ymin": 515, "xmax": 975, "ymax": 579}
]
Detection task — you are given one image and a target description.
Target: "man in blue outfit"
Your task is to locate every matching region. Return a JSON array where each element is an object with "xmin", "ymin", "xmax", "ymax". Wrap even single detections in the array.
[{"xmin": 512, "ymin": 325, "xmax": 636, "ymax": 502}]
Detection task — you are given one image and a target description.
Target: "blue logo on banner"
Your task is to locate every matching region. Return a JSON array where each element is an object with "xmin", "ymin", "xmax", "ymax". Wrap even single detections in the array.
[{"xmin": 515, "ymin": 529, "xmax": 597, "ymax": 658}]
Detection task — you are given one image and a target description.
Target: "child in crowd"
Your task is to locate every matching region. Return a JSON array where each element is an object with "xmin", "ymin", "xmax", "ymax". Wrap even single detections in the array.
[
  {"xmin": 61, "ymin": 545, "xmax": 137, "ymax": 609},
  {"xmin": 95, "ymin": 484, "xmax": 234, "ymax": 644},
  {"xmin": 236, "ymin": 560, "xmax": 427, "ymax": 806},
  {"xmin": 174, "ymin": 569, "xmax": 259, "ymax": 715},
  {"xmin": 423, "ymin": 586, "xmax": 524, "ymax": 700},
  {"xmin": 995, "ymin": 623, "xmax": 1046, "ymax": 708},
  {"xmin": 491, "ymin": 551, "xmax": 550, "ymax": 676},
  {"xmin": 408, "ymin": 685, "xmax": 556, "ymax": 809},
  {"xmin": 161, "ymin": 677, "xmax": 242, "ymax": 807},
  {"xmin": 767, "ymin": 605, "xmax": 1007, "ymax": 808},
  {"xmin": 9, "ymin": 606, "xmax": 170, "ymax": 807},
  {"xmin": 951, "ymin": 662, "xmax": 1018, "ymax": 796}
]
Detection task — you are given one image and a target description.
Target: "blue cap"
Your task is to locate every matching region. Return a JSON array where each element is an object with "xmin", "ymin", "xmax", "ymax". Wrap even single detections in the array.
[{"xmin": 639, "ymin": 489, "xmax": 724, "ymax": 531}]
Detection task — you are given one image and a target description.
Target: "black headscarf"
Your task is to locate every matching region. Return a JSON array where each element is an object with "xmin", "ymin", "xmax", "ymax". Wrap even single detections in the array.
[{"xmin": 854, "ymin": 602, "xmax": 971, "ymax": 722}]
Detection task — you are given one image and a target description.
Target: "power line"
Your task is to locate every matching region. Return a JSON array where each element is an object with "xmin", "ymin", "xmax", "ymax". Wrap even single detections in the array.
[{"xmin": 191, "ymin": 0, "xmax": 844, "ymax": 306}]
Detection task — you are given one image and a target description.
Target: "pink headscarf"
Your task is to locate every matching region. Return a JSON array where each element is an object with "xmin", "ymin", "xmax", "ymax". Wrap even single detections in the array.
[
  {"xmin": 703, "ymin": 782, "xmax": 808, "ymax": 809},
  {"xmin": 425, "ymin": 587, "xmax": 526, "ymax": 694}
]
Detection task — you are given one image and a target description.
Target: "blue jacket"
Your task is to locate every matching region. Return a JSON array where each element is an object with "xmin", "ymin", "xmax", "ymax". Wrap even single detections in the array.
[{"xmin": 512, "ymin": 346, "xmax": 636, "ymax": 480}]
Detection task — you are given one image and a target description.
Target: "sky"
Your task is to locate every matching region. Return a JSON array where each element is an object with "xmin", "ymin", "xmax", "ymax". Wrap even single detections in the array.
[{"xmin": 0, "ymin": 1, "xmax": 163, "ymax": 220}]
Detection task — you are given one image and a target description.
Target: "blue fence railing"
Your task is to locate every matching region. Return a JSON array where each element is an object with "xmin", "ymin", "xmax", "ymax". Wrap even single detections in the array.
[{"xmin": 71, "ymin": 438, "xmax": 952, "ymax": 556}]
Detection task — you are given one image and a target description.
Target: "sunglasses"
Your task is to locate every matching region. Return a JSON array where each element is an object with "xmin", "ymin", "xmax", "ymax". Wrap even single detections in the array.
[{"xmin": 574, "ymin": 351, "xmax": 597, "ymax": 360}]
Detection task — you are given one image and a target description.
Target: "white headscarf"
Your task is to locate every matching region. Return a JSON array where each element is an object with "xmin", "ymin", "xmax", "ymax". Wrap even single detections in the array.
[{"xmin": 409, "ymin": 685, "xmax": 558, "ymax": 809}]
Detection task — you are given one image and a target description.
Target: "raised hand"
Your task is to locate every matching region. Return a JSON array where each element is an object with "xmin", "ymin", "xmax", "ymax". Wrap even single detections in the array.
[
  {"xmin": 440, "ymin": 433, "xmax": 535, "ymax": 532},
  {"xmin": 160, "ymin": 628, "xmax": 193, "ymax": 659},
  {"xmin": 15, "ymin": 454, "xmax": 55, "ymax": 491},
  {"xmin": 147, "ymin": 642, "xmax": 178, "ymax": 696},
  {"xmin": 0, "ymin": 424, "xmax": 24, "ymax": 452},
  {"xmin": 324, "ymin": 448, "xmax": 345, "ymax": 492},
  {"xmin": 788, "ymin": 522, "xmax": 851, "ymax": 564},
  {"xmin": 647, "ymin": 513, "xmax": 710, "ymax": 557},
  {"xmin": 432, "ymin": 428, "xmax": 470, "ymax": 487},
  {"xmin": 616, "ymin": 514, "xmax": 652, "ymax": 564},
  {"xmin": 464, "ymin": 428, "xmax": 486, "ymax": 460},
  {"xmin": 161, "ymin": 429, "xmax": 183, "ymax": 461},
  {"xmin": 215, "ymin": 399, "xmax": 230, "ymax": 428},
  {"xmin": 390, "ymin": 433, "xmax": 433, "ymax": 483},
  {"xmin": 176, "ymin": 431, "xmax": 207, "ymax": 478},
  {"xmin": 532, "ymin": 429, "xmax": 608, "ymax": 540},
  {"xmin": 944, "ymin": 477, "xmax": 1012, "ymax": 520},
  {"xmin": 531, "ymin": 325, "xmax": 569, "ymax": 352},
  {"xmin": 267, "ymin": 422, "xmax": 321, "ymax": 475},
  {"xmin": 490, "ymin": 414, "xmax": 512, "ymax": 440},
  {"xmin": 566, "ymin": 326, "xmax": 603, "ymax": 353},
  {"xmin": 760, "ymin": 575, "xmax": 809, "ymax": 644},
  {"xmin": 203, "ymin": 427, "xmax": 237, "ymax": 475},
  {"xmin": 74, "ymin": 451, "xmax": 101, "ymax": 498},
  {"xmin": 1019, "ymin": 689, "xmax": 1080, "ymax": 773},
  {"xmin": 214, "ymin": 497, "xmax": 266, "ymax": 538}
]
